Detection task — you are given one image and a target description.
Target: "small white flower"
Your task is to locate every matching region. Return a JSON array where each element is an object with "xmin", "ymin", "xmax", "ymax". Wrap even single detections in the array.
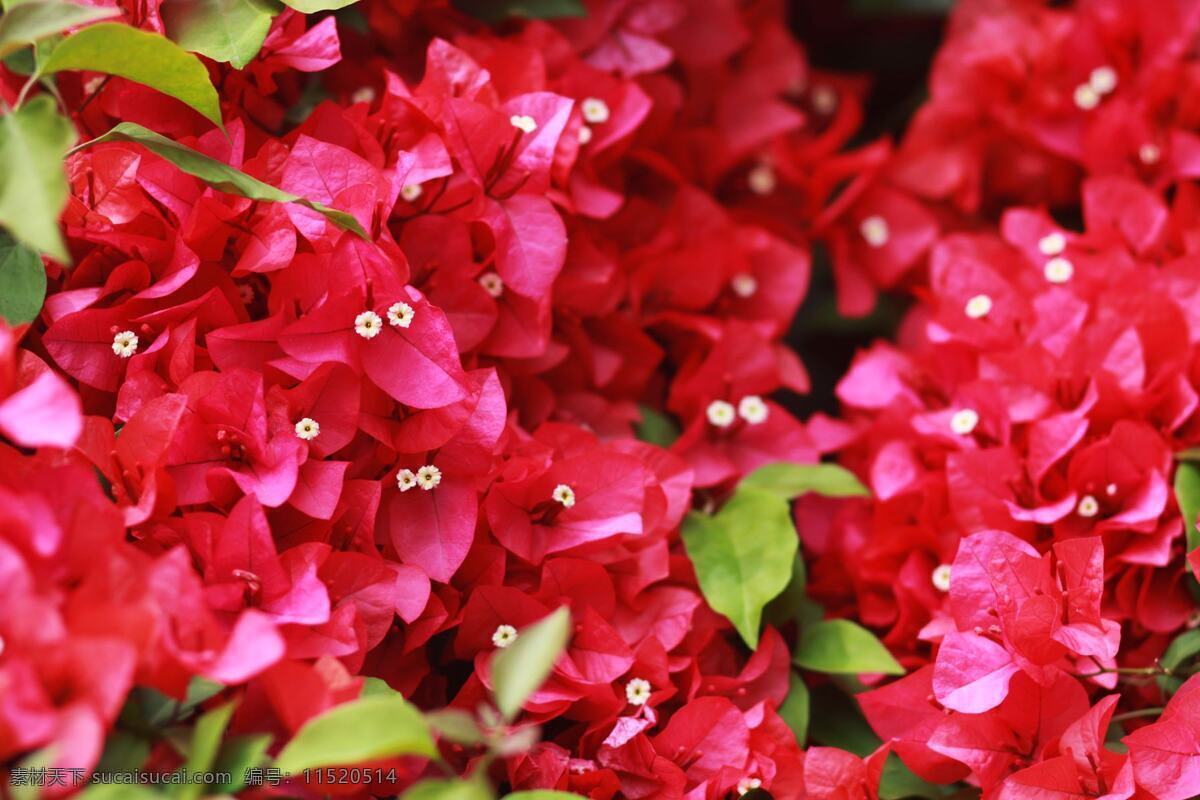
[
  {"xmin": 351, "ymin": 86, "xmax": 376, "ymax": 104},
  {"xmin": 731, "ymin": 273, "xmax": 758, "ymax": 298},
  {"xmin": 510, "ymin": 114, "xmax": 538, "ymax": 133},
  {"xmin": 747, "ymin": 164, "xmax": 777, "ymax": 195},
  {"xmin": 812, "ymin": 85, "xmax": 838, "ymax": 114},
  {"xmin": 1043, "ymin": 257, "xmax": 1074, "ymax": 284},
  {"xmin": 738, "ymin": 395, "xmax": 769, "ymax": 425},
  {"xmin": 1089, "ymin": 65, "xmax": 1118, "ymax": 95},
  {"xmin": 625, "ymin": 677, "xmax": 651, "ymax": 706},
  {"xmin": 416, "ymin": 464, "xmax": 442, "ymax": 490},
  {"xmin": 401, "ymin": 183, "xmax": 423, "ymax": 202},
  {"xmin": 479, "ymin": 271, "xmax": 504, "ymax": 298},
  {"xmin": 950, "ymin": 408, "xmax": 979, "ymax": 435},
  {"xmin": 396, "ymin": 468, "xmax": 417, "ymax": 492},
  {"xmin": 1106, "ymin": 482, "xmax": 1119, "ymax": 496},
  {"xmin": 964, "ymin": 294, "xmax": 993, "ymax": 319},
  {"xmin": 706, "ymin": 400, "xmax": 736, "ymax": 428},
  {"xmin": 859, "ymin": 215, "xmax": 890, "ymax": 248},
  {"xmin": 578, "ymin": 125, "xmax": 593, "ymax": 145},
  {"xmin": 387, "ymin": 301, "xmax": 415, "ymax": 329},
  {"xmin": 294, "ymin": 418, "xmax": 320, "ymax": 441},
  {"xmin": 112, "ymin": 330, "xmax": 138, "ymax": 358},
  {"xmin": 932, "ymin": 564, "xmax": 953, "ymax": 593},
  {"xmin": 1139, "ymin": 143, "xmax": 1161, "ymax": 165},
  {"xmin": 737, "ymin": 778, "xmax": 762, "ymax": 796},
  {"xmin": 1074, "ymin": 83, "xmax": 1100, "ymax": 110},
  {"xmin": 355, "ymin": 310, "xmax": 383, "ymax": 339},
  {"xmin": 1077, "ymin": 494, "xmax": 1100, "ymax": 518},
  {"xmin": 581, "ymin": 97, "xmax": 610, "ymax": 124},
  {"xmin": 552, "ymin": 483, "xmax": 576, "ymax": 508},
  {"xmin": 1038, "ymin": 232, "xmax": 1066, "ymax": 256},
  {"xmin": 492, "ymin": 624, "xmax": 518, "ymax": 648}
]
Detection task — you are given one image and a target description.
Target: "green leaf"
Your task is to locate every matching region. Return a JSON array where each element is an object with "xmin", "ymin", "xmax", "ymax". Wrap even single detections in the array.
[
  {"xmin": 360, "ymin": 676, "xmax": 400, "ymax": 697},
  {"xmin": 172, "ymin": 700, "xmax": 235, "ymax": 799},
  {"xmin": 454, "ymin": 0, "xmax": 586, "ymax": 23},
  {"xmin": 1158, "ymin": 628, "xmax": 1200, "ymax": 696},
  {"xmin": 0, "ymin": 1, "xmax": 118, "ymax": 59},
  {"xmin": 425, "ymin": 708, "xmax": 484, "ymax": 745},
  {"xmin": 79, "ymin": 123, "xmax": 368, "ymax": 237},
  {"xmin": 878, "ymin": 754, "xmax": 955, "ymax": 800},
  {"xmin": 75, "ymin": 786, "xmax": 162, "ymax": 800},
  {"xmin": 635, "ymin": 405, "xmax": 679, "ymax": 447},
  {"xmin": 681, "ymin": 487, "xmax": 798, "ymax": 649},
  {"xmin": 274, "ymin": 694, "xmax": 436, "ymax": 773},
  {"xmin": 278, "ymin": 0, "xmax": 358, "ymax": 10},
  {"xmin": 794, "ymin": 619, "xmax": 904, "ymax": 676},
  {"xmin": 401, "ymin": 778, "xmax": 495, "ymax": 800},
  {"xmin": 162, "ymin": 0, "xmax": 279, "ymax": 69},
  {"xmin": 211, "ymin": 733, "xmax": 272, "ymax": 793},
  {"xmin": 492, "ymin": 605, "xmax": 571, "ymax": 721},
  {"xmin": 808, "ymin": 684, "xmax": 880, "ymax": 757},
  {"xmin": 741, "ymin": 462, "xmax": 870, "ymax": 500},
  {"xmin": 779, "ymin": 672, "xmax": 810, "ymax": 746},
  {"xmin": 0, "ymin": 95, "xmax": 74, "ymax": 261},
  {"xmin": 40, "ymin": 22, "xmax": 222, "ymax": 126},
  {"xmin": 1175, "ymin": 462, "xmax": 1200, "ymax": 554},
  {"xmin": 0, "ymin": 232, "xmax": 45, "ymax": 324},
  {"xmin": 94, "ymin": 731, "xmax": 151, "ymax": 774}
]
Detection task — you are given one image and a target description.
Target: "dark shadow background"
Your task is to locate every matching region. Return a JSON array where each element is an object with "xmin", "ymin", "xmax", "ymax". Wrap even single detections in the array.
[{"xmin": 786, "ymin": 0, "xmax": 948, "ymax": 417}]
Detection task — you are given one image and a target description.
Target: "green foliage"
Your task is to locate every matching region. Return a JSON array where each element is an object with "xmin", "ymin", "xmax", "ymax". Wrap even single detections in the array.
[
  {"xmin": 0, "ymin": 232, "xmax": 45, "ymax": 324},
  {"xmin": 400, "ymin": 777, "xmax": 495, "ymax": 800},
  {"xmin": 40, "ymin": 22, "xmax": 223, "ymax": 126},
  {"xmin": 210, "ymin": 733, "xmax": 271, "ymax": 793},
  {"xmin": 492, "ymin": 606, "xmax": 572, "ymax": 721},
  {"xmin": 740, "ymin": 462, "xmax": 870, "ymax": 500},
  {"xmin": 454, "ymin": 0, "xmax": 586, "ymax": 23},
  {"xmin": 0, "ymin": 1, "xmax": 117, "ymax": 59},
  {"xmin": 274, "ymin": 694, "xmax": 437, "ymax": 772},
  {"xmin": 1158, "ymin": 628, "xmax": 1200, "ymax": 696},
  {"xmin": 425, "ymin": 709, "xmax": 485, "ymax": 745},
  {"xmin": 793, "ymin": 619, "xmax": 904, "ymax": 676},
  {"xmin": 80, "ymin": 123, "xmax": 368, "ymax": 237},
  {"xmin": 635, "ymin": 405, "xmax": 679, "ymax": 447},
  {"xmin": 681, "ymin": 486, "xmax": 797, "ymax": 648},
  {"xmin": 172, "ymin": 701, "xmax": 235, "ymax": 799},
  {"xmin": 1175, "ymin": 461, "xmax": 1200, "ymax": 554},
  {"xmin": 0, "ymin": 95, "xmax": 74, "ymax": 260},
  {"xmin": 279, "ymin": 0, "xmax": 359, "ymax": 10},
  {"xmin": 778, "ymin": 671, "xmax": 810, "ymax": 746},
  {"xmin": 162, "ymin": 0, "xmax": 280, "ymax": 69}
]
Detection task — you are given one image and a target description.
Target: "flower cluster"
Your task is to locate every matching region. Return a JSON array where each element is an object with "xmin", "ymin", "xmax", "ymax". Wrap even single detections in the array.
[
  {"xmin": 800, "ymin": 0, "xmax": 1200, "ymax": 795},
  {"xmin": 0, "ymin": 1, "xmax": 897, "ymax": 797}
]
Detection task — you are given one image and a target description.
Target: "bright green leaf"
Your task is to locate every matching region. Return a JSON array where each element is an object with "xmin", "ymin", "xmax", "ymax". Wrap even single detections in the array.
[
  {"xmin": 741, "ymin": 462, "xmax": 869, "ymax": 500},
  {"xmin": 274, "ymin": 694, "xmax": 436, "ymax": 772},
  {"xmin": 681, "ymin": 487, "xmax": 797, "ymax": 649},
  {"xmin": 278, "ymin": 0, "xmax": 358, "ymax": 11},
  {"xmin": 794, "ymin": 619, "xmax": 904, "ymax": 676},
  {"xmin": 162, "ymin": 0, "xmax": 279, "ymax": 69},
  {"xmin": 360, "ymin": 676, "xmax": 399, "ymax": 697},
  {"xmin": 492, "ymin": 606, "xmax": 571, "ymax": 721},
  {"xmin": 40, "ymin": 22, "xmax": 223, "ymax": 126},
  {"xmin": 75, "ymin": 786, "xmax": 161, "ymax": 800},
  {"xmin": 1158, "ymin": 628, "xmax": 1200, "ymax": 696},
  {"xmin": 779, "ymin": 672, "xmax": 810, "ymax": 746},
  {"xmin": 0, "ymin": 95, "xmax": 73, "ymax": 261},
  {"xmin": 211, "ymin": 733, "xmax": 271, "ymax": 793},
  {"xmin": 0, "ymin": 232, "xmax": 45, "ymax": 324},
  {"xmin": 425, "ymin": 709, "xmax": 484, "ymax": 745},
  {"xmin": 11, "ymin": 748, "xmax": 56, "ymax": 800},
  {"xmin": 0, "ymin": 1, "xmax": 117, "ymax": 59},
  {"xmin": 173, "ymin": 700, "xmax": 235, "ymax": 799},
  {"xmin": 454, "ymin": 0, "xmax": 586, "ymax": 23},
  {"xmin": 1175, "ymin": 462, "xmax": 1200, "ymax": 554},
  {"xmin": 635, "ymin": 405, "xmax": 679, "ymax": 447},
  {"xmin": 401, "ymin": 777, "xmax": 494, "ymax": 800},
  {"xmin": 79, "ymin": 123, "xmax": 368, "ymax": 237}
]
